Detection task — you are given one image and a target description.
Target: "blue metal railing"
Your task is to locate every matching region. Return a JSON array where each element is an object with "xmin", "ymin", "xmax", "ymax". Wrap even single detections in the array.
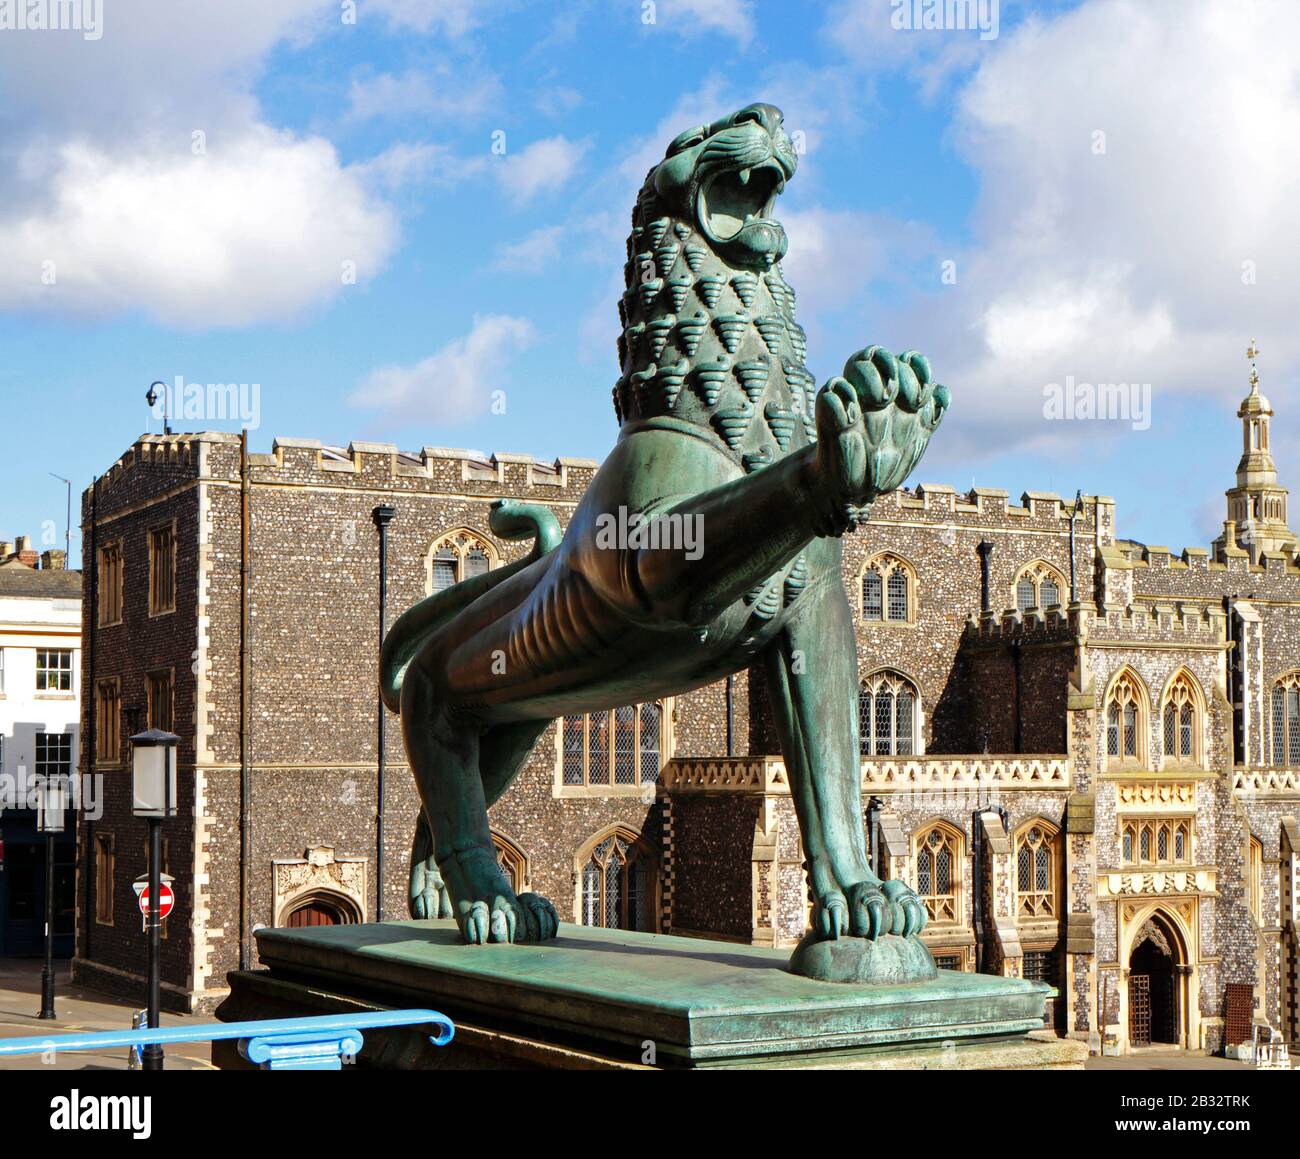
[{"xmin": 0, "ymin": 1009, "xmax": 455, "ymax": 1071}]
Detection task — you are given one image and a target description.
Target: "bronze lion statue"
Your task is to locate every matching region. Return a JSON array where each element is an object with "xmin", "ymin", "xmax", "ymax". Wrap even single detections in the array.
[{"xmin": 382, "ymin": 103, "xmax": 949, "ymax": 981}]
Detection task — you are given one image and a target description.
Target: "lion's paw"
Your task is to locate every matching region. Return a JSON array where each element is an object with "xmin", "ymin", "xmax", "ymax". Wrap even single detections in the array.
[
  {"xmin": 812, "ymin": 890, "xmax": 850, "ymax": 940},
  {"xmin": 517, "ymin": 892, "xmax": 560, "ymax": 941},
  {"xmin": 881, "ymin": 878, "xmax": 928, "ymax": 938},
  {"xmin": 409, "ymin": 856, "xmax": 452, "ymax": 921},
  {"xmin": 845, "ymin": 880, "xmax": 889, "ymax": 940}
]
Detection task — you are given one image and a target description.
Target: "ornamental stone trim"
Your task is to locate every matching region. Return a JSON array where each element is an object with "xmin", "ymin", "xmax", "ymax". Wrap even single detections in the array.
[
  {"xmin": 1097, "ymin": 868, "xmax": 1216, "ymax": 897},
  {"xmin": 1115, "ymin": 781, "xmax": 1197, "ymax": 810},
  {"xmin": 661, "ymin": 755, "xmax": 1070, "ymax": 793},
  {"xmin": 1233, "ymin": 769, "xmax": 1300, "ymax": 795}
]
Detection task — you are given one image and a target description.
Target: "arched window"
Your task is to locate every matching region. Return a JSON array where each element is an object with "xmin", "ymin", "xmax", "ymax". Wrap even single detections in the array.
[
  {"xmin": 426, "ymin": 528, "xmax": 499, "ymax": 594},
  {"xmin": 1015, "ymin": 820, "xmax": 1060, "ymax": 918},
  {"xmin": 858, "ymin": 671, "xmax": 919, "ymax": 756},
  {"xmin": 861, "ymin": 554, "xmax": 915, "ymax": 623},
  {"xmin": 492, "ymin": 831, "xmax": 528, "ymax": 894},
  {"xmin": 1161, "ymin": 670, "xmax": 1202, "ymax": 765},
  {"xmin": 1271, "ymin": 672, "xmax": 1300, "ymax": 766},
  {"xmin": 578, "ymin": 828, "xmax": 656, "ymax": 932},
  {"xmin": 1105, "ymin": 668, "xmax": 1148, "ymax": 765},
  {"xmin": 1121, "ymin": 817, "xmax": 1191, "ymax": 865},
  {"xmin": 1013, "ymin": 560, "xmax": 1066, "ymax": 610},
  {"xmin": 561, "ymin": 703, "xmax": 666, "ymax": 787},
  {"xmin": 914, "ymin": 822, "xmax": 963, "ymax": 925}
]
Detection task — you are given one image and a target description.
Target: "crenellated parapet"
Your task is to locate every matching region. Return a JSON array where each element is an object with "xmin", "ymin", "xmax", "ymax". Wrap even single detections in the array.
[
  {"xmin": 962, "ymin": 605, "xmax": 1078, "ymax": 645},
  {"xmin": 1081, "ymin": 600, "xmax": 1228, "ymax": 646},
  {"xmin": 869, "ymin": 483, "xmax": 1105, "ymax": 536},
  {"xmin": 85, "ymin": 430, "xmax": 601, "ymax": 517}
]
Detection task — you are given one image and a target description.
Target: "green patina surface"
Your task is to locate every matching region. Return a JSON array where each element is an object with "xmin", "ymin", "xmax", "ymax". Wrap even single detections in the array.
[
  {"xmin": 374, "ymin": 101, "xmax": 951, "ymax": 983},
  {"xmin": 253, "ymin": 921, "xmax": 1044, "ymax": 1064}
]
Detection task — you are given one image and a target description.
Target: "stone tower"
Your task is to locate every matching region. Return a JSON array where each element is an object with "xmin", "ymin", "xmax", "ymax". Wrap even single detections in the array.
[{"xmin": 1215, "ymin": 341, "xmax": 1298, "ymax": 563}]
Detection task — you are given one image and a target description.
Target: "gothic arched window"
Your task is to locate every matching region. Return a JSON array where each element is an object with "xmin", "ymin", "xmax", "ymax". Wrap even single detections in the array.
[
  {"xmin": 426, "ymin": 528, "xmax": 500, "ymax": 594},
  {"xmin": 1013, "ymin": 560, "xmax": 1066, "ymax": 611},
  {"xmin": 861, "ymin": 554, "xmax": 916, "ymax": 623},
  {"xmin": 1015, "ymin": 820, "xmax": 1060, "ymax": 919},
  {"xmin": 914, "ymin": 822, "xmax": 963, "ymax": 925},
  {"xmin": 578, "ymin": 828, "xmax": 656, "ymax": 932},
  {"xmin": 492, "ymin": 831, "xmax": 528, "ymax": 894},
  {"xmin": 1162, "ymin": 670, "xmax": 1202, "ymax": 765},
  {"xmin": 1271, "ymin": 672, "xmax": 1300, "ymax": 767},
  {"xmin": 858, "ymin": 671, "xmax": 919, "ymax": 756},
  {"xmin": 1105, "ymin": 668, "xmax": 1147, "ymax": 765}
]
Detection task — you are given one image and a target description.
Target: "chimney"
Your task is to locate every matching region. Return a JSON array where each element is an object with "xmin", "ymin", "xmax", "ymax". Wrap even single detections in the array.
[
  {"xmin": 0, "ymin": 541, "xmax": 12, "ymax": 559},
  {"xmin": 40, "ymin": 550, "xmax": 66, "ymax": 571},
  {"xmin": 13, "ymin": 535, "xmax": 38, "ymax": 568}
]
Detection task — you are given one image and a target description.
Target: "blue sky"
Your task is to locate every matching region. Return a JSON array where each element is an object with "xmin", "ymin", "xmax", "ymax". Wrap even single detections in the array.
[{"xmin": 1, "ymin": 0, "xmax": 1296, "ymax": 567}]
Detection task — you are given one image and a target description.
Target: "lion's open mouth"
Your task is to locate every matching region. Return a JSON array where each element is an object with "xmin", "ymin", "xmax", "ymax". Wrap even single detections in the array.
[{"xmin": 698, "ymin": 160, "xmax": 785, "ymax": 244}]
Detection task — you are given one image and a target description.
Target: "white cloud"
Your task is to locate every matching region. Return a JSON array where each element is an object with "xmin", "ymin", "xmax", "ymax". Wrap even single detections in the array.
[
  {"xmin": 875, "ymin": 0, "xmax": 1300, "ymax": 463},
  {"xmin": 0, "ymin": 0, "xmax": 426, "ymax": 327},
  {"xmin": 351, "ymin": 314, "xmax": 537, "ymax": 425},
  {"xmin": 498, "ymin": 136, "xmax": 593, "ymax": 204},
  {"xmin": 366, "ymin": 0, "xmax": 505, "ymax": 37},
  {"xmin": 655, "ymin": 0, "xmax": 756, "ymax": 46},
  {"xmin": 0, "ymin": 130, "xmax": 398, "ymax": 328},
  {"xmin": 347, "ymin": 67, "xmax": 503, "ymax": 122},
  {"xmin": 493, "ymin": 227, "xmax": 566, "ymax": 273}
]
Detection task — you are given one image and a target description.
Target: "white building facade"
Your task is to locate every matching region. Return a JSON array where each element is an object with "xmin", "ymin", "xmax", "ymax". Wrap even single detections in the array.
[{"xmin": 0, "ymin": 543, "xmax": 81, "ymax": 957}]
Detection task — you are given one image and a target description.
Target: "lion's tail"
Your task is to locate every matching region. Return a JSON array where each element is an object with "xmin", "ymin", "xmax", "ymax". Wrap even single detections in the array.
[{"xmin": 380, "ymin": 499, "xmax": 562, "ymax": 714}]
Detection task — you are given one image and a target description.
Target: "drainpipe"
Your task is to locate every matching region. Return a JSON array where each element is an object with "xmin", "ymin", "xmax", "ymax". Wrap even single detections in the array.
[
  {"xmin": 1012, "ymin": 640, "xmax": 1023, "ymax": 754},
  {"xmin": 373, "ymin": 505, "xmax": 396, "ymax": 924},
  {"xmin": 82, "ymin": 475, "xmax": 97, "ymax": 966},
  {"xmin": 725, "ymin": 675, "xmax": 735, "ymax": 757},
  {"xmin": 977, "ymin": 540, "xmax": 995, "ymax": 614},
  {"xmin": 239, "ymin": 433, "xmax": 252, "ymax": 971},
  {"xmin": 865, "ymin": 796, "xmax": 885, "ymax": 879}
]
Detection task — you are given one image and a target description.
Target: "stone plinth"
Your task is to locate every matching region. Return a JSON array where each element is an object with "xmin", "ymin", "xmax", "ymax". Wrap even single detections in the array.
[{"xmin": 215, "ymin": 920, "xmax": 1085, "ymax": 1070}]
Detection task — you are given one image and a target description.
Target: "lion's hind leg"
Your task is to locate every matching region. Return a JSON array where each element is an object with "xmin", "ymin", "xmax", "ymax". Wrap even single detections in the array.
[{"xmin": 400, "ymin": 650, "xmax": 558, "ymax": 943}]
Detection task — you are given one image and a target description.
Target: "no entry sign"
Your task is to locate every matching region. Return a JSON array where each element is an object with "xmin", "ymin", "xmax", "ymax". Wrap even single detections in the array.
[{"xmin": 133, "ymin": 875, "xmax": 176, "ymax": 921}]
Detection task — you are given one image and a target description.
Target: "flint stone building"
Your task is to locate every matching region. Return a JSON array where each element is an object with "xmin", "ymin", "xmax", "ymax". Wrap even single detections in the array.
[{"xmin": 73, "ymin": 370, "xmax": 1299, "ymax": 1058}]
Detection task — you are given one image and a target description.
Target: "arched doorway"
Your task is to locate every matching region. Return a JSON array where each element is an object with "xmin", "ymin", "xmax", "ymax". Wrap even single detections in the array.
[
  {"xmin": 283, "ymin": 889, "xmax": 362, "ymax": 929},
  {"xmin": 1128, "ymin": 912, "xmax": 1182, "ymax": 1047}
]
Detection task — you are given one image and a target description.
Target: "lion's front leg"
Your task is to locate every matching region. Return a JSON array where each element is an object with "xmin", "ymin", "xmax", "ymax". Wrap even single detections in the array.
[{"xmin": 766, "ymin": 575, "xmax": 927, "ymax": 944}]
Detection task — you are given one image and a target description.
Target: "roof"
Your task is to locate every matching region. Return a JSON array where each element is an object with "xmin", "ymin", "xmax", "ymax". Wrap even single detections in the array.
[{"xmin": 0, "ymin": 568, "xmax": 82, "ymax": 599}]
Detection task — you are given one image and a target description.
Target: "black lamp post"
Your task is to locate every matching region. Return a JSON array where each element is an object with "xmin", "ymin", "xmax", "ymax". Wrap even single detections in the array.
[
  {"xmin": 145, "ymin": 381, "xmax": 171, "ymax": 436},
  {"xmin": 131, "ymin": 729, "xmax": 178, "ymax": 1071},
  {"xmin": 35, "ymin": 774, "xmax": 67, "ymax": 1020},
  {"xmin": 372, "ymin": 504, "xmax": 396, "ymax": 923}
]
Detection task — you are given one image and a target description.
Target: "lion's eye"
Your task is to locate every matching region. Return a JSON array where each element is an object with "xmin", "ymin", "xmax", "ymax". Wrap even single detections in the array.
[{"xmin": 667, "ymin": 126, "xmax": 707, "ymax": 156}]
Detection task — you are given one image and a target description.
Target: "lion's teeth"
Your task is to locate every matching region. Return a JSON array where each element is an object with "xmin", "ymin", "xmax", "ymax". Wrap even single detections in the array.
[{"xmin": 739, "ymin": 168, "xmax": 751, "ymax": 185}]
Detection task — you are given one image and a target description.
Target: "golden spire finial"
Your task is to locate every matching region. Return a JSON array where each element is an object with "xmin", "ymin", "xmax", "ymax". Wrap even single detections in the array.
[{"xmin": 1247, "ymin": 338, "xmax": 1260, "ymax": 391}]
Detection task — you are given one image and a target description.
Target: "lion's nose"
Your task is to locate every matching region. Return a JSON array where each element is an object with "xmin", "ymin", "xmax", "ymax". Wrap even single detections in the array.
[{"xmin": 733, "ymin": 103, "xmax": 784, "ymax": 135}]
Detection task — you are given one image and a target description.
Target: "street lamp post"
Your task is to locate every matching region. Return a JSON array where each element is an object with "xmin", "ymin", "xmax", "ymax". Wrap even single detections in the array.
[
  {"xmin": 144, "ymin": 381, "xmax": 172, "ymax": 436},
  {"xmin": 35, "ymin": 775, "xmax": 67, "ymax": 1020},
  {"xmin": 130, "ymin": 729, "xmax": 178, "ymax": 1072}
]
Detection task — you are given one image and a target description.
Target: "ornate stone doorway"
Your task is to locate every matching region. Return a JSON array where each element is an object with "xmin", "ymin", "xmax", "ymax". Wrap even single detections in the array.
[{"xmin": 1127, "ymin": 911, "xmax": 1184, "ymax": 1048}]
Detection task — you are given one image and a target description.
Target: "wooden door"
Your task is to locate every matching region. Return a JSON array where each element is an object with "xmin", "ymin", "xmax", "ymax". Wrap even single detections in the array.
[
  {"xmin": 1130, "ymin": 975, "xmax": 1151, "ymax": 1046},
  {"xmin": 286, "ymin": 900, "xmax": 341, "ymax": 928}
]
